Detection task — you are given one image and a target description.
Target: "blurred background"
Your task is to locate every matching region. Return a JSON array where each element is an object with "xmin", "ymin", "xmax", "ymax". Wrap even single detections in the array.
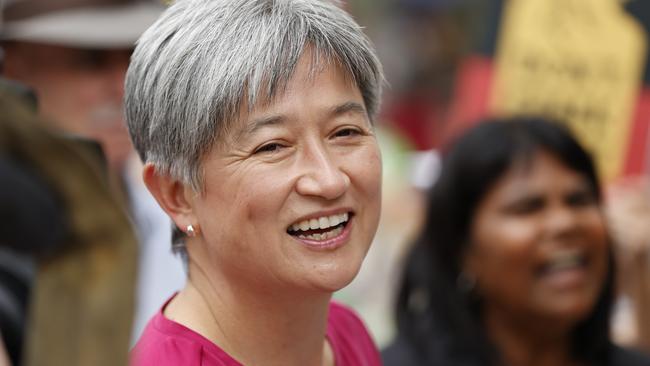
[
  {"xmin": 337, "ymin": 0, "xmax": 650, "ymax": 354},
  {"xmin": 0, "ymin": 0, "xmax": 649, "ymax": 364}
]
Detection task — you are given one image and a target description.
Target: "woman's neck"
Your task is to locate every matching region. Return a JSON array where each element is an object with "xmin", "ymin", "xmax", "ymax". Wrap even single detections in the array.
[
  {"xmin": 164, "ymin": 260, "xmax": 334, "ymax": 366},
  {"xmin": 483, "ymin": 307, "xmax": 582, "ymax": 366}
]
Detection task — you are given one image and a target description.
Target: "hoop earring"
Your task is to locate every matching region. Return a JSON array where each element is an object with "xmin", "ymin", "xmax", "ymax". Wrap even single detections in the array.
[{"xmin": 186, "ymin": 225, "xmax": 196, "ymax": 237}]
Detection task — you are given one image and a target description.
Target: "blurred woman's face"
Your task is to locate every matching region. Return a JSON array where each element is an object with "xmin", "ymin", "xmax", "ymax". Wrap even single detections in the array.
[
  {"xmin": 463, "ymin": 150, "xmax": 608, "ymax": 329},
  {"xmin": 186, "ymin": 53, "xmax": 382, "ymax": 294}
]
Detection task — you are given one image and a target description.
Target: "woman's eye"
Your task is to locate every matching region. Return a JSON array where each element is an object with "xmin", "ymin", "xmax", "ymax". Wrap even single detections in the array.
[
  {"xmin": 253, "ymin": 143, "xmax": 284, "ymax": 154},
  {"xmin": 566, "ymin": 190, "xmax": 597, "ymax": 207},
  {"xmin": 505, "ymin": 197, "xmax": 545, "ymax": 215},
  {"xmin": 333, "ymin": 128, "xmax": 361, "ymax": 138}
]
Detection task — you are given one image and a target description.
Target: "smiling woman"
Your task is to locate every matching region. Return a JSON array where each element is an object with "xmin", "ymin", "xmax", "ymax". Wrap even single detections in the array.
[
  {"xmin": 182, "ymin": 53, "xmax": 381, "ymax": 296},
  {"xmin": 383, "ymin": 118, "xmax": 650, "ymax": 366},
  {"xmin": 124, "ymin": 1, "xmax": 383, "ymax": 366}
]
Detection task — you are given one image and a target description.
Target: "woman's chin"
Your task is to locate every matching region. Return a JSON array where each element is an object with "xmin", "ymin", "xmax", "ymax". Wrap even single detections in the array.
[{"xmin": 303, "ymin": 262, "xmax": 364, "ymax": 294}]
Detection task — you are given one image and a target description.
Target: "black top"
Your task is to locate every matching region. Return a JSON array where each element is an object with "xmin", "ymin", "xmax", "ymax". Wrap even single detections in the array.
[
  {"xmin": 382, "ymin": 334, "xmax": 650, "ymax": 366},
  {"xmin": 610, "ymin": 345, "xmax": 650, "ymax": 366}
]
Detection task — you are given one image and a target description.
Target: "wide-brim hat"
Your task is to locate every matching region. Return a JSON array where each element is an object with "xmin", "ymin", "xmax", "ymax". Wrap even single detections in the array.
[{"xmin": 1, "ymin": 0, "xmax": 166, "ymax": 49}]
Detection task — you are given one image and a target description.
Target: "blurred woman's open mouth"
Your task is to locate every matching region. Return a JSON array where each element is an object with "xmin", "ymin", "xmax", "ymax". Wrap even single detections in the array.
[
  {"xmin": 536, "ymin": 249, "xmax": 591, "ymax": 289},
  {"xmin": 287, "ymin": 212, "xmax": 353, "ymax": 250}
]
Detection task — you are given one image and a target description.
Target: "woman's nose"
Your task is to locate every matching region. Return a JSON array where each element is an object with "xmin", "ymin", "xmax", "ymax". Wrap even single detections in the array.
[
  {"xmin": 295, "ymin": 145, "xmax": 350, "ymax": 200},
  {"xmin": 545, "ymin": 204, "xmax": 580, "ymax": 239}
]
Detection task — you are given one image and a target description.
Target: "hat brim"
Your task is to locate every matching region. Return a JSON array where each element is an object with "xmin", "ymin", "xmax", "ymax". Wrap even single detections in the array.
[{"xmin": 1, "ymin": 2, "xmax": 165, "ymax": 49}]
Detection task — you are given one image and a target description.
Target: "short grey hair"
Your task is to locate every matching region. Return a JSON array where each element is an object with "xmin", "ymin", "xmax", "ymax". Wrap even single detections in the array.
[{"xmin": 125, "ymin": 0, "xmax": 384, "ymax": 191}]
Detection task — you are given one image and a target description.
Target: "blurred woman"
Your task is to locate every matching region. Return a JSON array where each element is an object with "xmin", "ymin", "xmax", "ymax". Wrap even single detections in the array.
[
  {"xmin": 125, "ymin": 0, "xmax": 384, "ymax": 365},
  {"xmin": 383, "ymin": 117, "xmax": 650, "ymax": 366}
]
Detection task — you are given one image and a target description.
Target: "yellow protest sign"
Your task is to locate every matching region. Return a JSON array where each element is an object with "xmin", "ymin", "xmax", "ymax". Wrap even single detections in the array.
[{"xmin": 490, "ymin": 0, "xmax": 646, "ymax": 181}]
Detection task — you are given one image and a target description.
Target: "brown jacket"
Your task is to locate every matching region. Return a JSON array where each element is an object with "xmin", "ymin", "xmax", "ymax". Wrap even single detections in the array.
[{"xmin": 0, "ymin": 90, "xmax": 137, "ymax": 366}]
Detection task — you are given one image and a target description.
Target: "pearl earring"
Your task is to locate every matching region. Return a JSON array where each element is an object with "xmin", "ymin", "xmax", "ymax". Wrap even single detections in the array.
[{"xmin": 186, "ymin": 225, "xmax": 196, "ymax": 237}]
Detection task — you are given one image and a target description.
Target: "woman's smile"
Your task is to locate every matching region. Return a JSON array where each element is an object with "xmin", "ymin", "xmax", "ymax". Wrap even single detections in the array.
[
  {"xmin": 287, "ymin": 211, "xmax": 354, "ymax": 251},
  {"xmin": 535, "ymin": 248, "xmax": 591, "ymax": 290}
]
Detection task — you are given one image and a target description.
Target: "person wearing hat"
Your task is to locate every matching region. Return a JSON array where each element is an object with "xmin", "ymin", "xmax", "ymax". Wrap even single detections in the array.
[
  {"xmin": 0, "ymin": 0, "xmax": 185, "ymax": 346},
  {"xmin": 1, "ymin": 0, "xmax": 165, "ymax": 173}
]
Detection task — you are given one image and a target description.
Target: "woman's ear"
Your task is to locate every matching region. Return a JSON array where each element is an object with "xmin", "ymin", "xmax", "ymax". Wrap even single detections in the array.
[{"xmin": 142, "ymin": 163, "xmax": 197, "ymax": 232}]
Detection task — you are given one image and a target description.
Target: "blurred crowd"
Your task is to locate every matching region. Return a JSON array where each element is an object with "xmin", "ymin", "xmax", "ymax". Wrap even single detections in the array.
[
  {"xmin": 337, "ymin": 1, "xmax": 650, "ymax": 360},
  {"xmin": 1, "ymin": 0, "xmax": 649, "ymax": 365}
]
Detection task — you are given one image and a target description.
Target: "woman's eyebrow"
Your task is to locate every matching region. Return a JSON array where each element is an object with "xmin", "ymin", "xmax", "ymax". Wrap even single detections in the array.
[
  {"xmin": 240, "ymin": 101, "xmax": 368, "ymax": 140},
  {"xmin": 330, "ymin": 101, "xmax": 367, "ymax": 117},
  {"xmin": 238, "ymin": 114, "xmax": 287, "ymax": 141},
  {"xmin": 247, "ymin": 115, "xmax": 286, "ymax": 134}
]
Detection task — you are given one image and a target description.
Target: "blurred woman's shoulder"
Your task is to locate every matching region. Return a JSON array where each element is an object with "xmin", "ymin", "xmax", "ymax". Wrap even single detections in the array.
[
  {"xmin": 381, "ymin": 333, "xmax": 422, "ymax": 366},
  {"xmin": 610, "ymin": 344, "xmax": 650, "ymax": 366}
]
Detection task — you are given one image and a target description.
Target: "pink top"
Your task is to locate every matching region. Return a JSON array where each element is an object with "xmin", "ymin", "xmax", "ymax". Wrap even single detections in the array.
[{"xmin": 131, "ymin": 297, "xmax": 382, "ymax": 366}]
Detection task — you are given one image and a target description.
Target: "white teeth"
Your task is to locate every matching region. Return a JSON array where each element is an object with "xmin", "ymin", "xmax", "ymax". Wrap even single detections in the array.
[
  {"xmin": 319, "ymin": 217, "xmax": 329, "ymax": 228},
  {"xmin": 330, "ymin": 215, "xmax": 340, "ymax": 226},
  {"xmin": 289, "ymin": 213, "xmax": 350, "ymax": 233},
  {"xmin": 548, "ymin": 256, "xmax": 580, "ymax": 270},
  {"xmin": 546, "ymin": 250, "xmax": 583, "ymax": 272},
  {"xmin": 298, "ymin": 226, "xmax": 344, "ymax": 241}
]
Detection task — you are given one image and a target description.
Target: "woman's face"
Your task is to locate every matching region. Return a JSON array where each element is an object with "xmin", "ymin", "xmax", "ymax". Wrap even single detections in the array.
[
  {"xmin": 186, "ymin": 54, "xmax": 382, "ymax": 294},
  {"xmin": 463, "ymin": 150, "xmax": 608, "ymax": 328}
]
